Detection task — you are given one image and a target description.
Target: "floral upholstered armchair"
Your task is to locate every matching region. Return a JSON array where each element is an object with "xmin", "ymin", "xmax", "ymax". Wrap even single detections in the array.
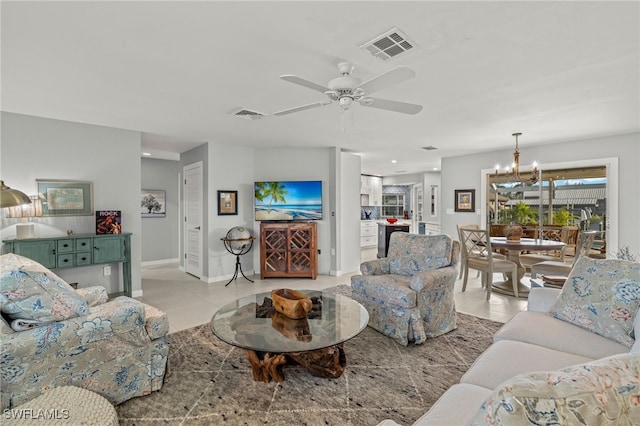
[
  {"xmin": 0, "ymin": 253, "xmax": 169, "ymax": 409},
  {"xmin": 351, "ymin": 233, "xmax": 460, "ymax": 346}
]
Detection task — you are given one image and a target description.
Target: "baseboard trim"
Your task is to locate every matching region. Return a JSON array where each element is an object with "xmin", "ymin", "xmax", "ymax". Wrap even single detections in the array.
[{"xmin": 141, "ymin": 258, "xmax": 180, "ymax": 267}]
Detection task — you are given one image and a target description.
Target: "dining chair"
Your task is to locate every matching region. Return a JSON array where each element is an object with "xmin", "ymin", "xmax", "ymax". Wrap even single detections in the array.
[
  {"xmin": 456, "ymin": 224, "xmax": 480, "ymax": 279},
  {"xmin": 459, "ymin": 228, "xmax": 519, "ymax": 300},
  {"xmin": 530, "ymin": 230, "xmax": 598, "ymax": 280},
  {"xmin": 519, "ymin": 225, "xmax": 577, "ymax": 271}
]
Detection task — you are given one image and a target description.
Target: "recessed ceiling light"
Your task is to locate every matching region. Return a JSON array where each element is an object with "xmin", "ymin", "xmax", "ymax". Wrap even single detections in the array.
[
  {"xmin": 391, "ymin": 160, "xmax": 397, "ymax": 164},
  {"xmin": 433, "ymin": 167, "xmax": 438, "ymax": 171},
  {"xmin": 142, "ymin": 152, "xmax": 152, "ymax": 156}
]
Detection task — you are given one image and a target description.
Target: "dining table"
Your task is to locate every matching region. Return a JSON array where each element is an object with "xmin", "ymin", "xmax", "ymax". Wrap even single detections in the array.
[{"xmin": 489, "ymin": 237, "xmax": 566, "ymax": 297}]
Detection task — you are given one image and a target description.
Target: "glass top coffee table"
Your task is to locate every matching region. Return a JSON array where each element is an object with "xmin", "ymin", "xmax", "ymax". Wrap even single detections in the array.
[{"xmin": 210, "ymin": 289, "xmax": 368, "ymax": 383}]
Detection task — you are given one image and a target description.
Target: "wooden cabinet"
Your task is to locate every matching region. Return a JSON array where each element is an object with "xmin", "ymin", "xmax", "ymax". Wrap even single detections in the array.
[
  {"xmin": 3, "ymin": 233, "xmax": 132, "ymax": 296},
  {"xmin": 360, "ymin": 221, "xmax": 377, "ymax": 247},
  {"xmin": 260, "ymin": 222, "xmax": 317, "ymax": 279}
]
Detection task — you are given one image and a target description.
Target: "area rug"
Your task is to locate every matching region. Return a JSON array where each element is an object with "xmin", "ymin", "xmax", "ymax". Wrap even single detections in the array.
[{"xmin": 116, "ymin": 286, "xmax": 503, "ymax": 425}]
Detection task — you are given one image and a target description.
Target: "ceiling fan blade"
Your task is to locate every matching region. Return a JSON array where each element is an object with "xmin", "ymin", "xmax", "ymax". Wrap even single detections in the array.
[
  {"xmin": 356, "ymin": 67, "xmax": 416, "ymax": 95},
  {"xmin": 273, "ymin": 100, "xmax": 332, "ymax": 116},
  {"xmin": 359, "ymin": 97, "xmax": 423, "ymax": 115},
  {"xmin": 280, "ymin": 75, "xmax": 331, "ymax": 93}
]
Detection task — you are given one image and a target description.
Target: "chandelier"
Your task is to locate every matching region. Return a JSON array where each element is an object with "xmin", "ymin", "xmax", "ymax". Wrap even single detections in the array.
[{"xmin": 494, "ymin": 132, "xmax": 539, "ymax": 183}]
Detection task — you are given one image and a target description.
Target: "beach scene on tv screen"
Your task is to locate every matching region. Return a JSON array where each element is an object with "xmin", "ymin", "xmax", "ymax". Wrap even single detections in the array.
[{"xmin": 254, "ymin": 181, "xmax": 322, "ymax": 221}]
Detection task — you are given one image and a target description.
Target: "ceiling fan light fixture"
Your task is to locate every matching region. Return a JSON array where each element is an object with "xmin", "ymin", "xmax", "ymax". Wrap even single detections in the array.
[{"xmin": 339, "ymin": 96, "xmax": 353, "ymax": 110}]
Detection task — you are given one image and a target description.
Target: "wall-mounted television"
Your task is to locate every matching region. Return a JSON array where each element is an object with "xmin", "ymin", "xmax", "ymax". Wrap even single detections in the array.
[{"xmin": 254, "ymin": 180, "xmax": 323, "ymax": 221}]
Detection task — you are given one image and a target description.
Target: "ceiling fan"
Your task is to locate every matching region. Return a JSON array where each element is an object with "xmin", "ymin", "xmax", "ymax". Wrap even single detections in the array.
[{"xmin": 273, "ymin": 61, "xmax": 423, "ymax": 117}]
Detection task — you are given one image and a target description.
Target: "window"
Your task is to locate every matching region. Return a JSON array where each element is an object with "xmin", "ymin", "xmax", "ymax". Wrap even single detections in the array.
[{"xmin": 382, "ymin": 194, "xmax": 404, "ymax": 217}]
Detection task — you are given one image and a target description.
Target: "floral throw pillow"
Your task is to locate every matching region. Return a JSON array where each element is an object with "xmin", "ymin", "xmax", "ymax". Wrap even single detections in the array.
[
  {"xmin": 472, "ymin": 353, "xmax": 640, "ymax": 425},
  {"xmin": 0, "ymin": 253, "xmax": 88, "ymax": 323},
  {"xmin": 548, "ymin": 257, "xmax": 640, "ymax": 347}
]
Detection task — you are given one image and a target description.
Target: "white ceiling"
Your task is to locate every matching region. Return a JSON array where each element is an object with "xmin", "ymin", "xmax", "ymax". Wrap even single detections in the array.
[{"xmin": 2, "ymin": 1, "xmax": 639, "ymax": 176}]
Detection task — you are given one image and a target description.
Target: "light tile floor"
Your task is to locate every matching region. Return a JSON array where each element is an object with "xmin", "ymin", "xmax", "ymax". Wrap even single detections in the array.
[{"xmin": 138, "ymin": 248, "xmax": 528, "ymax": 334}]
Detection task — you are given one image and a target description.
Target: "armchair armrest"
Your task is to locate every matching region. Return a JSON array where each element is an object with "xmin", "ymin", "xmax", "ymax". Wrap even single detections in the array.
[
  {"xmin": 2, "ymin": 297, "xmax": 149, "ymax": 360},
  {"xmin": 527, "ymin": 287, "xmax": 561, "ymax": 312},
  {"xmin": 409, "ymin": 265, "xmax": 457, "ymax": 292},
  {"xmin": 360, "ymin": 258, "xmax": 391, "ymax": 276},
  {"xmin": 75, "ymin": 286, "xmax": 108, "ymax": 307}
]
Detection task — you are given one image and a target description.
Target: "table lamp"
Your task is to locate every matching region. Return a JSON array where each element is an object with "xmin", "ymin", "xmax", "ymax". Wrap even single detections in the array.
[
  {"xmin": 1, "ymin": 180, "xmax": 31, "ymax": 208},
  {"xmin": 5, "ymin": 192, "xmax": 43, "ymax": 239}
]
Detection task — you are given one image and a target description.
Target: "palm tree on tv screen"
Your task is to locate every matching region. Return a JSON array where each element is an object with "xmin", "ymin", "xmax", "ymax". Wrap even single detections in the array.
[{"xmin": 256, "ymin": 182, "xmax": 288, "ymax": 213}]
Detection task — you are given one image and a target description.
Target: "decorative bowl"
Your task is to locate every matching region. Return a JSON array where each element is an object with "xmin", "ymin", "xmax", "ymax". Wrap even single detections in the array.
[
  {"xmin": 386, "ymin": 217, "xmax": 398, "ymax": 224},
  {"xmin": 271, "ymin": 289, "xmax": 313, "ymax": 319}
]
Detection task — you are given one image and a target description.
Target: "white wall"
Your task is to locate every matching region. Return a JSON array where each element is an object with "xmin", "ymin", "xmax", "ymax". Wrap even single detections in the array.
[
  {"xmin": 206, "ymin": 141, "xmax": 255, "ymax": 283},
  {"xmin": 1, "ymin": 112, "xmax": 143, "ymax": 295},
  {"xmin": 441, "ymin": 133, "xmax": 640, "ymax": 256},
  {"xmin": 337, "ymin": 150, "xmax": 362, "ymax": 275}
]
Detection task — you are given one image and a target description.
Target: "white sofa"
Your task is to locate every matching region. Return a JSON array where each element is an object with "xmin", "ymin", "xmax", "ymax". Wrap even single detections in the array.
[{"xmin": 379, "ymin": 285, "xmax": 640, "ymax": 425}]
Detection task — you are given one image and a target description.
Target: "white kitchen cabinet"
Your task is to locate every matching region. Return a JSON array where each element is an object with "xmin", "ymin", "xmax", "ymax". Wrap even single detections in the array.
[
  {"xmin": 360, "ymin": 221, "xmax": 378, "ymax": 247},
  {"xmin": 360, "ymin": 175, "xmax": 382, "ymax": 206},
  {"xmin": 360, "ymin": 175, "xmax": 371, "ymax": 195},
  {"xmin": 370, "ymin": 176, "xmax": 382, "ymax": 206}
]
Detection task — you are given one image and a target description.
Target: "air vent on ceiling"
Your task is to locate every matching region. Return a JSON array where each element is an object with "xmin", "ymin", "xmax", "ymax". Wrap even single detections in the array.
[
  {"xmin": 229, "ymin": 108, "xmax": 267, "ymax": 120},
  {"xmin": 360, "ymin": 27, "xmax": 417, "ymax": 61},
  {"xmin": 421, "ymin": 146, "xmax": 438, "ymax": 151}
]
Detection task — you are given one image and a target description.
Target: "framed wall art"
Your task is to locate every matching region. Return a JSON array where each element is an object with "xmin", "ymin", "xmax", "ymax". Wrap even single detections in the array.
[
  {"xmin": 141, "ymin": 189, "xmax": 166, "ymax": 218},
  {"xmin": 217, "ymin": 190, "xmax": 238, "ymax": 215},
  {"xmin": 37, "ymin": 179, "xmax": 93, "ymax": 216},
  {"xmin": 455, "ymin": 189, "xmax": 475, "ymax": 213}
]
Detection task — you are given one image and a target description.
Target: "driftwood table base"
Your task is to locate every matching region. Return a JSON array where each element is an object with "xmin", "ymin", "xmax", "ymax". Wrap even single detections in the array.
[{"xmin": 244, "ymin": 344, "xmax": 346, "ymax": 383}]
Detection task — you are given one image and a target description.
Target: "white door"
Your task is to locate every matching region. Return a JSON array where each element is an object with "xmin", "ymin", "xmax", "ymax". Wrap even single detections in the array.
[{"xmin": 184, "ymin": 161, "xmax": 203, "ymax": 278}]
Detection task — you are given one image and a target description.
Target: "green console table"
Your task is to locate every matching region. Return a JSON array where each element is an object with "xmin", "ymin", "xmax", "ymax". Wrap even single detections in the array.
[{"xmin": 2, "ymin": 233, "xmax": 132, "ymax": 297}]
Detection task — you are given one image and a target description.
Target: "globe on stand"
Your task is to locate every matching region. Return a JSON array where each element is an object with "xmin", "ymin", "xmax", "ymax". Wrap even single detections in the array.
[
  {"xmin": 221, "ymin": 227, "xmax": 255, "ymax": 286},
  {"xmin": 226, "ymin": 226, "xmax": 252, "ymax": 253}
]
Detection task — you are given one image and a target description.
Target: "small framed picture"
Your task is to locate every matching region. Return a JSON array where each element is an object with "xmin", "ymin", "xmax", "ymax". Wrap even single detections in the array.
[
  {"xmin": 217, "ymin": 190, "xmax": 238, "ymax": 215},
  {"xmin": 141, "ymin": 189, "xmax": 166, "ymax": 218},
  {"xmin": 455, "ymin": 189, "xmax": 475, "ymax": 212}
]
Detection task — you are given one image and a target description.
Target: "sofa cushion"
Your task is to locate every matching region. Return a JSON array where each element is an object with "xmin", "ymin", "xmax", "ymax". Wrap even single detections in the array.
[
  {"xmin": 461, "ymin": 340, "xmax": 594, "ymax": 389},
  {"xmin": 471, "ymin": 353, "xmax": 640, "ymax": 425},
  {"xmin": 413, "ymin": 383, "xmax": 492, "ymax": 426},
  {"xmin": 494, "ymin": 310, "xmax": 629, "ymax": 359},
  {"xmin": 0, "ymin": 253, "xmax": 88, "ymax": 323},
  {"xmin": 388, "ymin": 233, "xmax": 452, "ymax": 276},
  {"xmin": 548, "ymin": 257, "xmax": 640, "ymax": 347}
]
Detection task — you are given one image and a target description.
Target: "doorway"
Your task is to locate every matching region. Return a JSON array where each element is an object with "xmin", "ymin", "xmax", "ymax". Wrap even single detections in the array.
[{"xmin": 183, "ymin": 161, "xmax": 203, "ymax": 278}]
